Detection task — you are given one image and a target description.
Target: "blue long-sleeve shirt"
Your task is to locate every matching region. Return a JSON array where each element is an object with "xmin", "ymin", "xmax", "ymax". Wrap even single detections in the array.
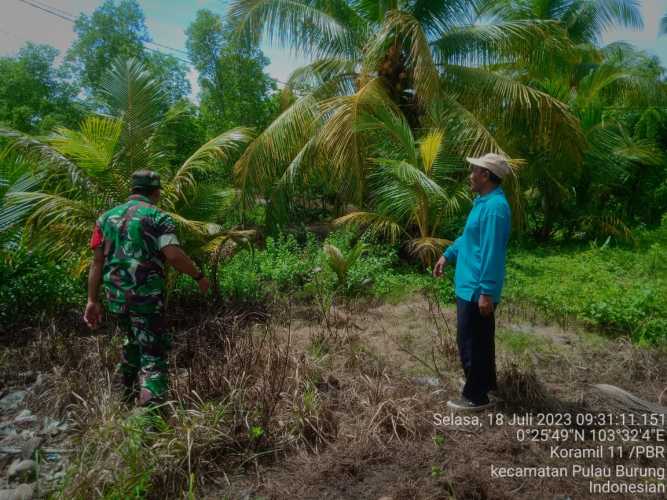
[{"xmin": 443, "ymin": 186, "xmax": 511, "ymax": 303}]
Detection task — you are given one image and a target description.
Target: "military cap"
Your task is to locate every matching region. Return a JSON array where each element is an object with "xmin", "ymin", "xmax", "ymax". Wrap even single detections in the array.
[{"xmin": 131, "ymin": 170, "xmax": 161, "ymax": 190}]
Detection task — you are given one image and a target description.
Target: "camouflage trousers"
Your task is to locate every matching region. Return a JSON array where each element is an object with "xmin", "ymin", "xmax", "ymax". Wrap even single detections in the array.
[{"xmin": 114, "ymin": 312, "xmax": 170, "ymax": 403}]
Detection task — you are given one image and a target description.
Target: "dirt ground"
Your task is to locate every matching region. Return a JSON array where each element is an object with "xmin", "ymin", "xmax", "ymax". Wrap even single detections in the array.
[
  {"xmin": 1, "ymin": 295, "xmax": 666, "ymax": 499},
  {"xmin": 210, "ymin": 295, "xmax": 667, "ymax": 500}
]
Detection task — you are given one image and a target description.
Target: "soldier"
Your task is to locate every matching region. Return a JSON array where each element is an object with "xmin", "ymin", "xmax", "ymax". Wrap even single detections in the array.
[{"xmin": 83, "ymin": 170, "xmax": 209, "ymax": 406}]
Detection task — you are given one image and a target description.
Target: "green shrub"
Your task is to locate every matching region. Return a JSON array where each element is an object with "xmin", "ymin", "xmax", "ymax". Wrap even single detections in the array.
[
  {"xmin": 504, "ymin": 244, "xmax": 667, "ymax": 344},
  {"xmin": 217, "ymin": 249, "xmax": 265, "ymax": 304},
  {"xmin": 0, "ymin": 251, "xmax": 84, "ymax": 329},
  {"xmin": 258, "ymin": 234, "xmax": 310, "ymax": 289}
]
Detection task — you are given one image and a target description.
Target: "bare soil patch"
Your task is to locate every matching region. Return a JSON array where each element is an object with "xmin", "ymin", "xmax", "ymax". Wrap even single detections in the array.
[{"xmin": 1, "ymin": 296, "xmax": 665, "ymax": 499}]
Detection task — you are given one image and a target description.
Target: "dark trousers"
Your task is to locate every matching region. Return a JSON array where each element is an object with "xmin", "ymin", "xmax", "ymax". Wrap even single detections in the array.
[{"xmin": 456, "ymin": 297, "xmax": 497, "ymax": 404}]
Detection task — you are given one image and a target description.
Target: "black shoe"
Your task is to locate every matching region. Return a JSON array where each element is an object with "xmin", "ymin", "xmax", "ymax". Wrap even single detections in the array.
[
  {"xmin": 447, "ymin": 397, "xmax": 495, "ymax": 412},
  {"xmin": 112, "ymin": 369, "xmax": 137, "ymax": 405},
  {"xmin": 458, "ymin": 378, "xmax": 502, "ymax": 402}
]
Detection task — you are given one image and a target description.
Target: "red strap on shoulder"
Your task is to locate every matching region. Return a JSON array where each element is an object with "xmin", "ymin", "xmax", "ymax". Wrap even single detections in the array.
[{"xmin": 90, "ymin": 224, "xmax": 104, "ymax": 250}]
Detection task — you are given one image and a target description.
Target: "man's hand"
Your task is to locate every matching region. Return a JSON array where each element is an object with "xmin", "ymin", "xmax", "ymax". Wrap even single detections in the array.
[
  {"xmin": 478, "ymin": 294, "xmax": 494, "ymax": 317},
  {"xmin": 432, "ymin": 255, "xmax": 447, "ymax": 277},
  {"xmin": 163, "ymin": 245, "xmax": 210, "ymax": 294},
  {"xmin": 84, "ymin": 300, "xmax": 102, "ymax": 329},
  {"xmin": 197, "ymin": 276, "xmax": 210, "ymax": 294}
]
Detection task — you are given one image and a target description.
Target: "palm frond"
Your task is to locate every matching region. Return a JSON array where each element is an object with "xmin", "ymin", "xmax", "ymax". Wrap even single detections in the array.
[
  {"xmin": 316, "ymin": 78, "xmax": 392, "ymax": 202},
  {"xmin": 287, "ymin": 58, "xmax": 359, "ymax": 97},
  {"xmin": 0, "ymin": 128, "xmax": 93, "ymax": 190},
  {"xmin": 367, "ymin": 10, "xmax": 441, "ymax": 108},
  {"xmin": 586, "ymin": 0, "xmax": 643, "ymax": 32},
  {"xmin": 163, "ymin": 127, "xmax": 253, "ymax": 210},
  {"xmin": 406, "ymin": 236, "xmax": 451, "ymax": 266},
  {"xmin": 0, "ymin": 169, "xmax": 44, "ymax": 233},
  {"xmin": 1, "ymin": 191, "xmax": 97, "ymax": 259},
  {"xmin": 419, "ymin": 129, "xmax": 444, "ymax": 176},
  {"xmin": 229, "ymin": 0, "xmax": 362, "ymax": 60},
  {"xmin": 426, "ymin": 96, "xmax": 506, "ymax": 158},
  {"xmin": 234, "ymin": 95, "xmax": 320, "ymax": 206},
  {"xmin": 355, "ymin": 100, "xmax": 417, "ymax": 165},
  {"xmin": 276, "ymin": 135, "xmax": 319, "ymax": 188},
  {"xmin": 49, "ymin": 116, "xmax": 122, "ymax": 174},
  {"xmin": 432, "ymin": 19, "xmax": 573, "ymax": 70},
  {"xmin": 576, "ymin": 56, "xmax": 661, "ymax": 110},
  {"xmin": 443, "ymin": 65, "xmax": 584, "ymax": 161},
  {"xmin": 99, "ymin": 57, "xmax": 167, "ymax": 173},
  {"xmin": 374, "ymin": 159, "xmax": 448, "ymax": 201},
  {"xmin": 408, "ymin": 0, "xmax": 472, "ymax": 35},
  {"xmin": 323, "ymin": 240, "xmax": 368, "ymax": 286},
  {"xmin": 334, "ymin": 211, "xmax": 404, "ymax": 243}
]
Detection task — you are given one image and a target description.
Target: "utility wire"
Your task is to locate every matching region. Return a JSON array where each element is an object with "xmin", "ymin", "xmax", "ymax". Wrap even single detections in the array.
[
  {"xmin": 14, "ymin": 0, "xmax": 289, "ymax": 85},
  {"xmin": 15, "ymin": 0, "xmax": 194, "ymax": 65},
  {"xmin": 146, "ymin": 40, "xmax": 190, "ymax": 56},
  {"xmin": 25, "ymin": 0, "xmax": 76, "ymax": 18},
  {"xmin": 17, "ymin": 0, "xmax": 76, "ymax": 23}
]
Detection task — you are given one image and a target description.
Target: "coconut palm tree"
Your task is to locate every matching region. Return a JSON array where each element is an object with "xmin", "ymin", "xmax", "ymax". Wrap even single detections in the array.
[
  {"xmin": 229, "ymin": 0, "xmax": 584, "ymax": 225},
  {"xmin": 479, "ymin": 0, "xmax": 644, "ymax": 238},
  {"xmin": 570, "ymin": 44, "xmax": 667, "ymax": 235},
  {"xmin": 489, "ymin": 0, "xmax": 642, "ymax": 45},
  {"xmin": 0, "ymin": 58, "xmax": 253, "ymax": 270},
  {"xmin": 334, "ymin": 104, "xmax": 470, "ymax": 266}
]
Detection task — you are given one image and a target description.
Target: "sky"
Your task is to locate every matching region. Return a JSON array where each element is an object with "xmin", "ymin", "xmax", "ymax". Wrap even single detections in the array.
[{"xmin": 1, "ymin": 0, "xmax": 667, "ymax": 100}]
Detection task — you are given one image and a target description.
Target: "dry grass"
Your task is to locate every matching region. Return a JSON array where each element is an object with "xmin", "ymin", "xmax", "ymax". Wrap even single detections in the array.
[{"xmin": 2, "ymin": 295, "xmax": 666, "ymax": 499}]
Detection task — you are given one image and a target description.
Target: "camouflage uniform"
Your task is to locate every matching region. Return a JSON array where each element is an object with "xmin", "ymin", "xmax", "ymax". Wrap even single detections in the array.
[{"xmin": 90, "ymin": 170, "xmax": 178, "ymax": 402}]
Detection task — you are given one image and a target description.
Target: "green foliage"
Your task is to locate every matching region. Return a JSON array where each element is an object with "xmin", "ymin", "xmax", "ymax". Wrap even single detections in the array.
[
  {"xmin": 504, "ymin": 234, "xmax": 667, "ymax": 344},
  {"xmin": 216, "ymin": 249, "xmax": 264, "ymax": 304},
  {"xmin": 259, "ymin": 234, "xmax": 307, "ymax": 288},
  {"xmin": 323, "ymin": 241, "xmax": 367, "ymax": 288},
  {"xmin": 230, "ymin": 0, "xmax": 581, "ymax": 228},
  {"xmin": 208, "ymin": 230, "xmax": 441, "ymax": 305},
  {"xmin": 497, "ymin": 329, "xmax": 553, "ymax": 355},
  {"xmin": 0, "ymin": 251, "xmax": 84, "ymax": 329},
  {"xmin": 67, "ymin": 0, "xmax": 150, "ymax": 93},
  {"xmin": 143, "ymin": 52, "xmax": 192, "ymax": 105},
  {"xmin": 0, "ymin": 57, "xmax": 252, "ymax": 267},
  {"xmin": 0, "ymin": 43, "xmax": 83, "ymax": 133},
  {"xmin": 185, "ymin": 9, "xmax": 277, "ymax": 137}
]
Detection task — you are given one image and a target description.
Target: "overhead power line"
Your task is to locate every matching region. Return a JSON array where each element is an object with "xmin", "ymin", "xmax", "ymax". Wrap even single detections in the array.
[
  {"xmin": 28, "ymin": 0, "xmax": 76, "ymax": 18},
  {"xmin": 15, "ymin": 0, "xmax": 194, "ymax": 65},
  {"xmin": 13, "ymin": 0, "xmax": 289, "ymax": 85},
  {"xmin": 146, "ymin": 40, "xmax": 190, "ymax": 56},
  {"xmin": 17, "ymin": 0, "xmax": 76, "ymax": 23}
]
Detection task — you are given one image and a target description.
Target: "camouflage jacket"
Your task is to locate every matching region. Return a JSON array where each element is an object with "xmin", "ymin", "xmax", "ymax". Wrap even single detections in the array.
[{"xmin": 90, "ymin": 195, "xmax": 179, "ymax": 314}]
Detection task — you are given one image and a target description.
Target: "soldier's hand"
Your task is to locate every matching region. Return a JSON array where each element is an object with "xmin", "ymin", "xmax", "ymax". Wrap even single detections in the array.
[
  {"xmin": 84, "ymin": 300, "xmax": 103, "ymax": 329},
  {"xmin": 198, "ymin": 276, "xmax": 210, "ymax": 294},
  {"xmin": 432, "ymin": 255, "xmax": 447, "ymax": 278}
]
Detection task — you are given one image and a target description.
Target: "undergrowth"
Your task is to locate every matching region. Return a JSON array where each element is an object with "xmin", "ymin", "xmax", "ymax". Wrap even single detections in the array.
[{"xmin": 2, "ymin": 223, "xmax": 666, "ymax": 344}]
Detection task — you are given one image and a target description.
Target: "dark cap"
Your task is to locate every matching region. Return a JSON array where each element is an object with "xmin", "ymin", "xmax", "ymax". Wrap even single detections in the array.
[{"xmin": 131, "ymin": 170, "xmax": 161, "ymax": 190}]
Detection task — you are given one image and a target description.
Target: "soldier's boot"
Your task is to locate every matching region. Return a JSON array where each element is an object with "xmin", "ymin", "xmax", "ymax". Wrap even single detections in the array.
[
  {"xmin": 137, "ymin": 387, "xmax": 159, "ymax": 407},
  {"xmin": 137, "ymin": 369, "xmax": 167, "ymax": 408},
  {"xmin": 121, "ymin": 375, "xmax": 138, "ymax": 405},
  {"xmin": 112, "ymin": 368, "xmax": 138, "ymax": 405}
]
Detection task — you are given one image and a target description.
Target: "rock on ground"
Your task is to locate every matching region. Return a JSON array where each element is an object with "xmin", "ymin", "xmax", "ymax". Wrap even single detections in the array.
[
  {"xmin": 0, "ymin": 393, "xmax": 26, "ymax": 412},
  {"xmin": 7, "ymin": 460, "xmax": 36, "ymax": 481},
  {"xmin": 0, "ymin": 483, "xmax": 35, "ymax": 500}
]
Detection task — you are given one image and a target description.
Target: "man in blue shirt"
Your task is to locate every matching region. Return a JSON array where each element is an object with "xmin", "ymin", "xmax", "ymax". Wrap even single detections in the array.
[{"xmin": 433, "ymin": 153, "xmax": 512, "ymax": 411}]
